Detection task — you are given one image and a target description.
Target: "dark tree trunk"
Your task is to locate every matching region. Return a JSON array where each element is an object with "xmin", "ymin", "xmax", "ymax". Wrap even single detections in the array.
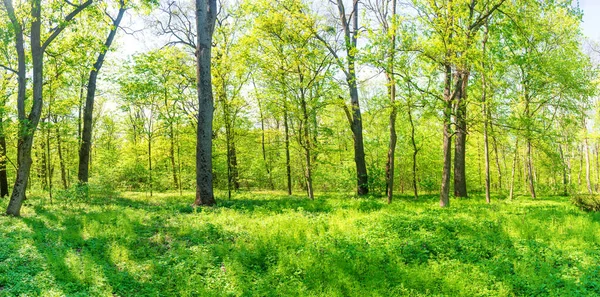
[
  {"xmin": 559, "ymin": 144, "xmax": 568, "ymax": 196},
  {"xmin": 78, "ymin": 1, "xmax": 126, "ymax": 184},
  {"xmin": 336, "ymin": 0, "xmax": 368, "ymax": 196},
  {"xmin": 0, "ymin": 96, "xmax": 8, "ymax": 198},
  {"xmin": 258, "ymin": 99, "xmax": 274, "ymax": 190},
  {"xmin": 194, "ymin": 0, "xmax": 217, "ymax": 206},
  {"xmin": 453, "ymin": 70, "xmax": 469, "ymax": 198}
]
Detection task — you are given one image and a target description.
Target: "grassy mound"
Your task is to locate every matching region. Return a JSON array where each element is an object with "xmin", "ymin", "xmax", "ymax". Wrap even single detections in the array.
[{"xmin": 1, "ymin": 192, "xmax": 600, "ymax": 296}]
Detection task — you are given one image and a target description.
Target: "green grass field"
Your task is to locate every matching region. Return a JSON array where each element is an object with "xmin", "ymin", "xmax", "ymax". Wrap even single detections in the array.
[{"xmin": 1, "ymin": 192, "xmax": 600, "ymax": 296}]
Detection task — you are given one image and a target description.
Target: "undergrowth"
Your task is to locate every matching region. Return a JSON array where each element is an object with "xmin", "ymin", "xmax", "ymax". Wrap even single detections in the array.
[{"xmin": 1, "ymin": 192, "xmax": 599, "ymax": 296}]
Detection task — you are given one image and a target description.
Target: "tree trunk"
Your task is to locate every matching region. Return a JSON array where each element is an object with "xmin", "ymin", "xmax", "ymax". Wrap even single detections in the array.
[
  {"xmin": 148, "ymin": 131, "xmax": 153, "ymax": 197},
  {"xmin": 258, "ymin": 100, "xmax": 274, "ymax": 190},
  {"xmin": 453, "ymin": 70, "xmax": 469, "ymax": 198},
  {"xmin": 79, "ymin": 1, "xmax": 126, "ymax": 184},
  {"xmin": 585, "ymin": 134, "xmax": 593, "ymax": 195},
  {"xmin": 408, "ymin": 99, "xmax": 419, "ymax": 199},
  {"xmin": 481, "ymin": 23, "xmax": 490, "ymax": 204},
  {"xmin": 385, "ymin": 0, "xmax": 397, "ymax": 204},
  {"xmin": 559, "ymin": 144, "xmax": 568, "ymax": 196},
  {"xmin": 56, "ymin": 126, "xmax": 68, "ymax": 189},
  {"xmin": 509, "ymin": 139, "xmax": 519, "ymax": 200},
  {"xmin": 440, "ymin": 65, "xmax": 453, "ymax": 208},
  {"xmin": 300, "ymin": 92, "xmax": 314, "ymax": 200},
  {"xmin": 0, "ymin": 103, "xmax": 8, "ymax": 198},
  {"xmin": 169, "ymin": 124, "xmax": 179, "ymax": 190},
  {"xmin": 284, "ymin": 108, "xmax": 292, "ymax": 195},
  {"xmin": 194, "ymin": 0, "xmax": 217, "ymax": 206},
  {"xmin": 526, "ymin": 139, "xmax": 536, "ymax": 199}
]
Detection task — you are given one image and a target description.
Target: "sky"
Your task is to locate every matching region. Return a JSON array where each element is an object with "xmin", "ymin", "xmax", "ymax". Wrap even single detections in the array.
[{"xmin": 581, "ymin": 0, "xmax": 600, "ymax": 39}]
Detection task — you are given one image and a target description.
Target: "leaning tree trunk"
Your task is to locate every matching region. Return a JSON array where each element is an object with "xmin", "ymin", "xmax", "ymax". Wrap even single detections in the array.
[
  {"xmin": 408, "ymin": 98, "xmax": 419, "ymax": 199},
  {"xmin": 78, "ymin": 1, "xmax": 126, "ymax": 184},
  {"xmin": 194, "ymin": 0, "xmax": 217, "ymax": 206},
  {"xmin": 56, "ymin": 126, "xmax": 68, "ymax": 189}
]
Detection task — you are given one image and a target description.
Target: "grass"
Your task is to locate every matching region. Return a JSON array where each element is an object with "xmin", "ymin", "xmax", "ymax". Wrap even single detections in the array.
[{"xmin": 1, "ymin": 191, "xmax": 600, "ymax": 296}]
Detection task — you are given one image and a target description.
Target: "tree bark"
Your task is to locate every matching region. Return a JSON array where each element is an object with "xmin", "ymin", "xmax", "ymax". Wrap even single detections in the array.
[
  {"xmin": 481, "ymin": 23, "xmax": 490, "ymax": 204},
  {"xmin": 78, "ymin": 1, "xmax": 126, "ymax": 183},
  {"xmin": 0, "ymin": 91, "xmax": 9, "ymax": 198},
  {"xmin": 440, "ymin": 65, "xmax": 454, "ymax": 208},
  {"xmin": 453, "ymin": 70, "xmax": 469, "ymax": 198},
  {"xmin": 385, "ymin": 0, "xmax": 397, "ymax": 204},
  {"xmin": 509, "ymin": 139, "xmax": 519, "ymax": 200},
  {"xmin": 194, "ymin": 0, "xmax": 217, "ymax": 206},
  {"xmin": 300, "ymin": 90, "xmax": 314, "ymax": 200},
  {"xmin": 56, "ymin": 126, "xmax": 68, "ymax": 189},
  {"xmin": 284, "ymin": 107, "xmax": 292, "ymax": 195},
  {"xmin": 336, "ymin": 0, "xmax": 368, "ymax": 195},
  {"xmin": 408, "ymin": 98, "xmax": 419, "ymax": 199}
]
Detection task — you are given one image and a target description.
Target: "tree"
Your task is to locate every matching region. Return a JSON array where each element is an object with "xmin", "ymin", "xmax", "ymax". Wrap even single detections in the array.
[
  {"xmin": 78, "ymin": 0, "xmax": 128, "ymax": 184},
  {"xmin": 194, "ymin": 0, "xmax": 217, "ymax": 206},
  {"xmin": 4, "ymin": 0, "xmax": 91, "ymax": 216}
]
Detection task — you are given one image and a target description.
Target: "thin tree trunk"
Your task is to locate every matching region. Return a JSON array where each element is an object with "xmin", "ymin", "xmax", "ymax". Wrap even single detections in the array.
[
  {"xmin": 509, "ymin": 139, "xmax": 519, "ymax": 200},
  {"xmin": 585, "ymin": 133, "xmax": 593, "ymax": 195},
  {"xmin": 527, "ymin": 139, "xmax": 536, "ymax": 199},
  {"xmin": 559, "ymin": 144, "xmax": 568, "ymax": 196},
  {"xmin": 385, "ymin": 0, "xmax": 397, "ymax": 204},
  {"xmin": 169, "ymin": 124, "xmax": 178, "ymax": 190},
  {"xmin": 78, "ymin": 1, "xmax": 126, "ymax": 184},
  {"xmin": 408, "ymin": 100, "xmax": 419, "ymax": 199},
  {"xmin": 481, "ymin": 23, "xmax": 490, "ymax": 204},
  {"xmin": 440, "ymin": 65, "xmax": 453, "ymax": 208},
  {"xmin": 56, "ymin": 126, "xmax": 68, "ymax": 189},
  {"xmin": 284, "ymin": 107, "xmax": 292, "ymax": 195},
  {"xmin": 0, "ymin": 98, "xmax": 8, "ymax": 198},
  {"xmin": 300, "ymin": 92, "xmax": 314, "ymax": 200}
]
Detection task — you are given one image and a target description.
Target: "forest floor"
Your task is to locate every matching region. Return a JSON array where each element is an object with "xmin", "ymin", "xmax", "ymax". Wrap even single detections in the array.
[{"xmin": 1, "ymin": 191, "xmax": 600, "ymax": 296}]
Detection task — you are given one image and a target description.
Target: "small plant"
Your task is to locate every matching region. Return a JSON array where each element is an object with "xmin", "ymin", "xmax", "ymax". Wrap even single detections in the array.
[{"xmin": 571, "ymin": 195, "xmax": 600, "ymax": 212}]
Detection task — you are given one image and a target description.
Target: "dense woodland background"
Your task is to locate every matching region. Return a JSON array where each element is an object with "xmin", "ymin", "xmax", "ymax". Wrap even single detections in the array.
[{"xmin": 0, "ymin": 0, "xmax": 599, "ymax": 208}]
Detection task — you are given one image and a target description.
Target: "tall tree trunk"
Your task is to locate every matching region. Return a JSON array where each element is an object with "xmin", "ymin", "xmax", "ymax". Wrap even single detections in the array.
[
  {"xmin": 385, "ymin": 0, "xmax": 397, "ymax": 204},
  {"xmin": 148, "ymin": 131, "xmax": 152, "ymax": 197},
  {"xmin": 509, "ymin": 139, "xmax": 519, "ymax": 200},
  {"xmin": 585, "ymin": 133, "xmax": 593, "ymax": 195},
  {"xmin": 56, "ymin": 126, "xmax": 68, "ymax": 189},
  {"xmin": 453, "ymin": 70, "xmax": 469, "ymax": 198},
  {"xmin": 301, "ymin": 92, "xmax": 314, "ymax": 200},
  {"xmin": 284, "ymin": 107, "xmax": 292, "ymax": 195},
  {"xmin": 169, "ymin": 124, "xmax": 179, "ymax": 190},
  {"xmin": 408, "ymin": 99, "xmax": 419, "ymax": 199},
  {"xmin": 0, "ymin": 97, "xmax": 8, "ymax": 198},
  {"xmin": 46, "ymin": 118, "xmax": 53, "ymax": 201},
  {"xmin": 194, "ymin": 0, "xmax": 217, "ymax": 206},
  {"xmin": 258, "ymin": 100, "xmax": 274, "ymax": 190},
  {"xmin": 440, "ymin": 65, "xmax": 453, "ymax": 208},
  {"xmin": 78, "ymin": 1, "xmax": 126, "ymax": 184},
  {"xmin": 527, "ymin": 139, "xmax": 536, "ymax": 199},
  {"xmin": 4, "ymin": 0, "xmax": 29, "ymax": 215},
  {"xmin": 492, "ymin": 134, "xmax": 502, "ymax": 191},
  {"xmin": 481, "ymin": 23, "xmax": 490, "ymax": 204},
  {"xmin": 336, "ymin": 0, "xmax": 368, "ymax": 195},
  {"xmin": 559, "ymin": 143, "xmax": 568, "ymax": 196}
]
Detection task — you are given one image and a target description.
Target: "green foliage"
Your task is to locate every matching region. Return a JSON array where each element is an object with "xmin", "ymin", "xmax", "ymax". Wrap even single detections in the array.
[{"xmin": 1, "ymin": 192, "xmax": 600, "ymax": 296}]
